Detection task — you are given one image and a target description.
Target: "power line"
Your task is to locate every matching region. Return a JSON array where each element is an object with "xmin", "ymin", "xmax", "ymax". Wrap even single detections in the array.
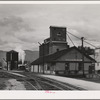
[
  {"xmin": 67, "ymin": 31, "xmax": 81, "ymax": 40},
  {"xmin": 67, "ymin": 31, "xmax": 97, "ymax": 48},
  {"xmin": 67, "ymin": 33, "xmax": 75, "ymax": 46},
  {"xmin": 84, "ymin": 40, "xmax": 97, "ymax": 48}
]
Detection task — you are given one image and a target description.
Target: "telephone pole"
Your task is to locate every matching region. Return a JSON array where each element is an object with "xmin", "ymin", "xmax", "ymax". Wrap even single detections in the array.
[
  {"xmin": 38, "ymin": 42, "xmax": 44, "ymax": 74},
  {"xmin": 81, "ymin": 37, "xmax": 85, "ymax": 76},
  {"xmin": 42, "ymin": 43, "xmax": 44, "ymax": 74}
]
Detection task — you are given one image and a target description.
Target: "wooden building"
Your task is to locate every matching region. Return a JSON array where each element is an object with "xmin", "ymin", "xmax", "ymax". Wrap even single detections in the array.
[
  {"xmin": 95, "ymin": 48, "xmax": 100, "ymax": 72},
  {"xmin": 31, "ymin": 46, "xmax": 96, "ymax": 75},
  {"xmin": 31, "ymin": 26, "xmax": 96, "ymax": 76}
]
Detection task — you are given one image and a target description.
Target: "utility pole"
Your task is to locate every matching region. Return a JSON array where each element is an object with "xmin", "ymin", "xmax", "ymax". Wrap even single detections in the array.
[
  {"xmin": 81, "ymin": 37, "xmax": 85, "ymax": 77},
  {"xmin": 42, "ymin": 43, "xmax": 44, "ymax": 74},
  {"xmin": 66, "ymin": 27, "xmax": 67, "ymax": 43},
  {"xmin": 38, "ymin": 42, "xmax": 44, "ymax": 74}
]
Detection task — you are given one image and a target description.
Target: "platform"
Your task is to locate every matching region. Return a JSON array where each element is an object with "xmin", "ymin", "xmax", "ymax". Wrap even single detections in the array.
[{"xmin": 40, "ymin": 74, "xmax": 100, "ymax": 90}]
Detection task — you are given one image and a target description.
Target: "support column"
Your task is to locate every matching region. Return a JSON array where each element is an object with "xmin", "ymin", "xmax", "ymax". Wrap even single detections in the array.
[
  {"xmin": 43, "ymin": 44, "xmax": 44, "ymax": 74},
  {"xmin": 38, "ymin": 65, "xmax": 39, "ymax": 73},
  {"xmin": 81, "ymin": 37, "xmax": 85, "ymax": 76},
  {"xmin": 17, "ymin": 61, "xmax": 18, "ymax": 70},
  {"xmin": 7, "ymin": 61, "xmax": 8, "ymax": 71},
  {"xmin": 33, "ymin": 65, "xmax": 34, "ymax": 72}
]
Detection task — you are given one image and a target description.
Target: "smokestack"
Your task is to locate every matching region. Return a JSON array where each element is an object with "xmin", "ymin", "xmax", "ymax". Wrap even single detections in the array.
[
  {"xmin": 21, "ymin": 51, "xmax": 25, "ymax": 65},
  {"xmin": 15, "ymin": 46, "xmax": 26, "ymax": 65}
]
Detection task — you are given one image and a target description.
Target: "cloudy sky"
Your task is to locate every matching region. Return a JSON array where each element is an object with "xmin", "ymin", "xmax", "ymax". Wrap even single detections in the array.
[{"xmin": 0, "ymin": 4, "xmax": 100, "ymax": 51}]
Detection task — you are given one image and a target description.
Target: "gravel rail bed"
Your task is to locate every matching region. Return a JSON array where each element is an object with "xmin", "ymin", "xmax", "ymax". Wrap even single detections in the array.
[{"xmin": 16, "ymin": 72, "xmax": 86, "ymax": 90}]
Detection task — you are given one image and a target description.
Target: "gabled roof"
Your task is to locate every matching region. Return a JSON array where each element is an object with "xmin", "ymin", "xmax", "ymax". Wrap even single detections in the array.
[
  {"xmin": 50, "ymin": 26, "xmax": 66, "ymax": 29},
  {"xmin": 7, "ymin": 50, "xmax": 18, "ymax": 53},
  {"xmin": 31, "ymin": 46, "xmax": 96, "ymax": 65}
]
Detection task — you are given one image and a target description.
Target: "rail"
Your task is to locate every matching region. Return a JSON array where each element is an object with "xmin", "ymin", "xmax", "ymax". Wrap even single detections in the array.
[
  {"xmin": 6, "ymin": 71, "xmax": 86, "ymax": 90},
  {"xmin": 20, "ymin": 73, "xmax": 86, "ymax": 90}
]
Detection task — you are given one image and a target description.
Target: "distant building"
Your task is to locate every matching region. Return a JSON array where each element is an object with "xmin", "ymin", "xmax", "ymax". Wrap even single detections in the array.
[
  {"xmin": 95, "ymin": 48, "xmax": 100, "ymax": 71},
  {"xmin": 6, "ymin": 50, "xmax": 18, "ymax": 70},
  {"xmin": 31, "ymin": 26, "xmax": 96, "ymax": 75}
]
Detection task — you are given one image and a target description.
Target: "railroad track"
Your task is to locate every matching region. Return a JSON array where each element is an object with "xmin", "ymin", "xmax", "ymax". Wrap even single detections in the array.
[
  {"xmin": 33, "ymin": 76, "xmax": 85, "ymax": 90},
  {"xmin": 0, "ymin": 71, "xmax": 38, "ymax": 90},
  {"xmin": 5, "ymin": 71, "xmax": 38, "ymax": 90},
  {"xmin": 5, "ymin": 71, "xmax": 86, "ymax": 90},
  {"xmin": 26, "ymin": 75, "xmax": 63, "ymax": 90},
  {"xmin": 6, "ymin": 71, "xmax": 61, "ymax": 90},
  {"xmin": 16, "ymin": 72, "xmax": 86, "ymax": 90},
  {"xmin": 17, "ymin": 78, "xmax": 38, "ymax": 90}
]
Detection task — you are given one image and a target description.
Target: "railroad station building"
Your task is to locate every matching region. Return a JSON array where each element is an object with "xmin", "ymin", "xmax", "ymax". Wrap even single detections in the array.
[
  {"xmin": 31, "ymin": 26, "xmax": 96, "ymax": 75},
  {"xmin": 95, "ymin": 48, "xmax": 100, "ymax": 72}
]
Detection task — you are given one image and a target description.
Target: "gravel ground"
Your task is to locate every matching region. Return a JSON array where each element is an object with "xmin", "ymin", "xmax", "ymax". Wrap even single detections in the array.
[
  {"xmin": 0, "ymin": 71, "xmax": 33, "ymax": 90},
  {"xmin": 0, "ymin": 78, "xmax": 7, "ymax": 90},
  {"xmin": 5, "ymin": 79, "xmax": 26, "ymax": 90}
]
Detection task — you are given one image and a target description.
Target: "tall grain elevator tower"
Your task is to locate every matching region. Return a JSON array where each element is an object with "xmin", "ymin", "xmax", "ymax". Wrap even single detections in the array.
[
  {"xmin": 39, "ymin": 26, "xmax": 69, "ymax": 57},
  {"xmin": 6, "ymin": 50, "xmax": 18, "ymax": 70},
  {"xmin": 49, "ymin": 26, "xmax": 69, "ymax": 54}
]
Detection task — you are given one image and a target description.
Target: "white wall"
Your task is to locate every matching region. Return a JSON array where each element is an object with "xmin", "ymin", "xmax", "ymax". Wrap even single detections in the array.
[
  {"xmin": 31, "ymin": 65, "xmax": 34, "ymax": 72},
  {"xmin": 95, "ymin": 48, "xmax": 100, "ymax": 70},
  {"xmin": 39, "ymin": 63, "xmax": 55, "ymax": 74},
  {"xmin": 34, "ymin": 65, "xmax": 38, "ymax": 72},
  {"xmin": 95, "ymin": 63, "xmax": 100, "ymax": 70}
]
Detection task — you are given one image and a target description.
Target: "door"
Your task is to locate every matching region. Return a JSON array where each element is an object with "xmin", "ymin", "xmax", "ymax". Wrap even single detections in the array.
[{"xmin": 65, "ymin": 63, "xmax": 70, "ymax": 74}]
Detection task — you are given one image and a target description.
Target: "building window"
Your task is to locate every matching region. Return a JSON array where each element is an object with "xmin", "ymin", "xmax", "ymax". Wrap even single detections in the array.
[
  {"xmin": 51, "ymin": 62, "xmax": 55, "ymax": 66},
  {"xmin": 57, "ymin": 32, "xmax": 61, "ymax": 36},
  {"xmin": 78, "ymin": 63, "xmax": 82, "ymax": 71},
  {"xmin": 47, "ymin": 66, "xmax": 50, "ymax": 70},
  {"xmin": 65, "ymin": 63, "xmax": 69, "ymax": 70}
]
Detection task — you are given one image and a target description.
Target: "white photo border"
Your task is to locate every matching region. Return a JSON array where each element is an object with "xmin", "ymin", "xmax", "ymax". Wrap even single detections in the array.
[{"xmin": 0, "ymin": 1, "xmax": 100, "ymax": 99}]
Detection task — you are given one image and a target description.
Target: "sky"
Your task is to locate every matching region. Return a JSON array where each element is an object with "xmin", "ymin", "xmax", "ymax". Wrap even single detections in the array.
[{"xmin": 0, "ymin": 4, "xmax": 100, "ymax": 51}]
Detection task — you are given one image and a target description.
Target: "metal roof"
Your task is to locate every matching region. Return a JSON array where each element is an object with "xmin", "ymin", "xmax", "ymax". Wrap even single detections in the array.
[
  {"xmin": 31, "ymin": 46, "xmax": 96, "ymax": 65},
  {"xmin": 7, "ymin": 50, "xmax": 18, "ymax": 53}
]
